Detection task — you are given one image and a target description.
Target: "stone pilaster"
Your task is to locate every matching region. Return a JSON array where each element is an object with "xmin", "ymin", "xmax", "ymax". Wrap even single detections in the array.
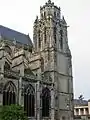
[
  {"xmin": 18, "ymin": 76, "xmax": 22, "ymax": 105},
  {"xmin": 84, "ymin": 108, "xmax": 86, "ymax": 115},
  {"xmin": 0, "ymin": 48, "xmax": 5, "ymax": 78},
  {"xmin": 51, "ymin": 84, "xmax": 55, "ymax": 120},
  {"xmin": 18, "ymin": 64, "xmax": 24, "ymax": 105},
  {"xmin": 1, "ymin": 58, "xmax": 5, "ymax": 78},
  {"xmin": 36, "ymin": 81, "xmax": 40, "ymax": 120},
  {"xmin": 79, "ymin": 109, "xmax": 81, "ymax": 115},
  {"xmin": 35, "ymin": 83, "xmax": 37, "ymax": 119}
]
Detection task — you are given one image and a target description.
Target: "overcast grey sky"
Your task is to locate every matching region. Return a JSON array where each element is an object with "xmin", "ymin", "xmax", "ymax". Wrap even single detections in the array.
[{"xmin": 0, "ymin": 0, "xmax": 90, "ymax": 99}]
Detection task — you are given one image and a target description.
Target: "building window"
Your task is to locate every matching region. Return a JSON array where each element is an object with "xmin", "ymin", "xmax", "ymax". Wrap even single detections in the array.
[
  {"xmin": 60, "ymin": 30, "xmax": 63, "ymax": 49},
  {"xmin": 57, "ymin": 12, "xmax": 59, "ymax": 17},
  {"xmin": 41, "ymin": 13, "xmax": 43, "ymax": 18},
  {"xmin": 41, "ymin": 57, "xmax": 44, "ymax": 72},
  {"xmin": 4, "ymin": 62, "xmax": 10, "ymax": 71},
  {"xmin": 38, "ymin": 30, "xmax": 41, "ymax": 48},
  {"xmin": 76, "ymin": 109, "xmax": 79, "ymax": 115},
  {"xmin": 42, "ymin": 87, "xmax": 50, "ymax": 117},
  {"xmin": 86, "ymin": 108, "xmax": 89, "ymax": 115},
  {"xmin": 62, "ymin": 116, "xmax": 66, "ymax": 120},
  {"xmin": 65, "ymin": 30, "xmax": 67, "ymax": 37},
  {"xmin": 44, "ymin": 12, "xmax": 46, "ymax": 18},
  {"xmin": 54, "ymin": 11, "xmax": 56, "ymax": 18},
  {"xmin": 81, "ymin": 108, "xmax": 84, "ymax": 115},
  {"xmin": 54, "ymin": 27, "xmax": 56, "ymax": 43},
  {"xmin": 44, "ymin": 27, "xmax": 47, "ymax": 44},
  {"xmin": 3, "ymin": 81, "xmax": 16, "ymax": 105},
  {"xmin": 24, "ymin": 84, "xmax": 35, "ymax": 117}
]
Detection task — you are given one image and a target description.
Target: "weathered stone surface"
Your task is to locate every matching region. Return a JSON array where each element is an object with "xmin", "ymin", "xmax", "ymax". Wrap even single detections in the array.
[{"xmin": 0, "ymin": 0, "xmax": 73, "ymax": 120}]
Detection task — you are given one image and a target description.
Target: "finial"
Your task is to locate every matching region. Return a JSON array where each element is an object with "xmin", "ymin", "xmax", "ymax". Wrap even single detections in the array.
[
  {"xmin": 13, "ymin": 38, "xmax": 16, "ymax": 45},
  {"xmin": 36, "ymin": 16, "xmax": 38, "ymax": 19},
  {"xmin": 62, "ymin": 16, "xmax": 67, "ymax": 24},
  {"xmin": 62, "ymin": 16, "xmax": 65, "ymax": 20},
  {"xmin": 27, "ymin": 33, "xmax": 29, "ymax": 36},
  {"xmin": 2, "ymin": 42, "xmax": 5, "ymax": 47},
  {"xmin": 34, "ymin": 16, "xmax": 38, "ymax": 23},
  {"xmin": 48, "ymin": 0, "xmax": 51, "ymax": 4}
]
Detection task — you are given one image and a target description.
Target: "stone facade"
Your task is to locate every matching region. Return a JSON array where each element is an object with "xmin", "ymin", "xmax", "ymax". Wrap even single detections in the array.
[
  {"xmin": 74, "ymin": 99, "xmax": 90, "ymax": 120},
  {"xmin": 0, "ymin": 0, "xmax": 73, "ymax": 120}
]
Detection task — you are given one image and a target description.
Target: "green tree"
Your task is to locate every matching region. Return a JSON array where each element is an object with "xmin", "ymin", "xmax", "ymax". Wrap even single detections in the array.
[{"xmin": 0, "ymin": 104, "xmax": 28, "ymax": 120}]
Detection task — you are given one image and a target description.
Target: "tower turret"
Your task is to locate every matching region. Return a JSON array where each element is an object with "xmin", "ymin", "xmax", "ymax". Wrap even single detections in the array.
[{"xmin": 33, "ymin": 0, "xmax": 70, "ymax": 55}]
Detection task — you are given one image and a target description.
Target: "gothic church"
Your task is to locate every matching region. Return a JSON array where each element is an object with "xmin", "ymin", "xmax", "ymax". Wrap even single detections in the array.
[{"xmin": 0, "ymin": 0, "xmax": 73, "ymax": 120}]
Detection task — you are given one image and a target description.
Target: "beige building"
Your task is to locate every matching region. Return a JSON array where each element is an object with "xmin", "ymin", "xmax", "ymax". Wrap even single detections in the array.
[
  {"xmin": 0, "ymin": 0, "xmax": 73, "ymax": 120},
  {"xmin": 74, "ymin": 99, "xmax": 90, "ymax": 120}
]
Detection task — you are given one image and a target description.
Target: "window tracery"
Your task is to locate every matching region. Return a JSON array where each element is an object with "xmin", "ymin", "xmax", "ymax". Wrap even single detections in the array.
[
  {"xmin": 24, "ymin": 84, "xmax": 35, "ymax": 117},
  {"xmin": 42, "ymin": 87, "xmax": 50, "ymax": 117},
  {"xmin": 3, "ymin": 81, "xmax": 16, "ymax": 105}
]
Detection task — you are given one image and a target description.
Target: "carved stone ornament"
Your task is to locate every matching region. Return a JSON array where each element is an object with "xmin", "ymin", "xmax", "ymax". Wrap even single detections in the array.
[{"xmin": 42, "ymin": 73, "xmax": 52, "ymax": 83}]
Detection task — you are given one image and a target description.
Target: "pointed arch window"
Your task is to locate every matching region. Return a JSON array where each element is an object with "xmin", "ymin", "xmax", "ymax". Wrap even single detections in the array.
[
  {"xmin": 44, "ymin": 12, "xmax": 46, "ymax": 18},
  {"xmin": 3, "ymin": 81, "xmax": 16, "ymax": 105},
  {"xmin": 60, "ymin": 30, "xmax": 63, "ymax": 49},
  {"xmin": 44, "ymin": 27, "xmax": 47, "ymax": 44},
  {"xmin": 24, "ymin": 84, "xmax": 35, "ymax": 117},
  {"xmin": 41, "ymin": 13, "xmax": 43, "ymax": 19},
  {"xmin": 54, "ymin": 11, "xmax": 56, "ymax": 18},
  {"xmin": 41, "ymin": 57, "xmax": 44, "ymax": 72},
  {"xmin": 38, "ymin": 30, "xmax": 41, "ymax": 48},
  {"xmin": 42, "ymin": 87, "xmax": 50, "ymax": 117},
  {"xmin": 54, "ymin": 27, "xmax": 56, "ymax": 43}
]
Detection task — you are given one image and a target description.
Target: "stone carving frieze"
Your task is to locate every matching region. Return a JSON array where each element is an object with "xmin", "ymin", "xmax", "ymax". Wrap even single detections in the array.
[
  {"xmin": 24, "ymin": 73, "xmax": 36, "ymax": 80},
  {"xmin": 21, "ymin": 82, "xmax": 35, "ymax": 95},
  {"xmin": 4, "ymin": 70, "xmax": 19, "ymax": 79}
]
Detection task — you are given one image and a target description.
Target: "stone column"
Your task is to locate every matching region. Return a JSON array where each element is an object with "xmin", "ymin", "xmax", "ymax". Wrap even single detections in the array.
[
  {"xmin": 74, "ymin": 109, "xmax": 76, "ymax": 116},
  {"xmin": 84, "ymin": 108, "xmax": 86, "ymax": 115},
  {"xmin": 18, "ymin": 76, "xmax": 22, "ymax": 105},
  {"xmin": 35, "ymin": 83, "xmax": 37, "ymax": 119},
  {"xmin": 79, "ymin": 109, "xmax": 81, "ymax": 115},
  {"xmin": 18, "ymin": 65, "xmax": 24, "ymax": 105},
  {"xmin": 36, "ymin": 81, "xmax": 40, "ymax": 120},
  {"xmin": 1, "ymin": 57, "xmax": 5, "ymax": 78},
  {"xmin": 51, "ymin": 84, "xmax": 55, "ymax": 120}
]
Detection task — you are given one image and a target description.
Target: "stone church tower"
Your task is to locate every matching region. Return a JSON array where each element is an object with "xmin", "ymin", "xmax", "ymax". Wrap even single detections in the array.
[
  {"xmin": 31, "ymin": 0, "xmax": 73, "ymax": 119},
  {"xmin": 0, "ymin": 0, "xmax": 73, "ymax": 120}
]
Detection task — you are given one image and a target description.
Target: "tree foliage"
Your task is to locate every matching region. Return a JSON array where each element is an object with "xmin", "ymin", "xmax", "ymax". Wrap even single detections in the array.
[{"xmin": 0, "ymin": 104, "xmax": 28, "ymax": 120}]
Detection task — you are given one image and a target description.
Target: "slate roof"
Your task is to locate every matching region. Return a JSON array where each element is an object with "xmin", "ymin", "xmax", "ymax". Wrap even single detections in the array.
[
  {"xmin": 74, "ymin": 99, "xmax": 88, "ymax": 106},
  {"xmin": 0, "ymin": 25, "xmax": 33, "ymax": 46}
]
